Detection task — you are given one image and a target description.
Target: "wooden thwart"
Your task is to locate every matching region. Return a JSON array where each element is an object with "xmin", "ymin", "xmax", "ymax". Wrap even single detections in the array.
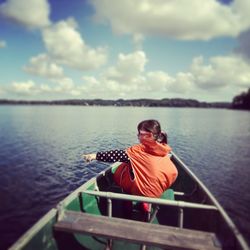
[{"xmin": 54, "ymin": 211, "xmax": 221, "ymax": 250}]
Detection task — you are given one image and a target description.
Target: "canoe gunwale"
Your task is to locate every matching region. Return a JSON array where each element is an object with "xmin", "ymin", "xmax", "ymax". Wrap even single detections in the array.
[
  {"xmin": 171, "ymin": 152, "xmax": 250, "ymax": 250},
  {"xmin": 8, "ymin": 208, "xmax": 58, "ymax": 250}
]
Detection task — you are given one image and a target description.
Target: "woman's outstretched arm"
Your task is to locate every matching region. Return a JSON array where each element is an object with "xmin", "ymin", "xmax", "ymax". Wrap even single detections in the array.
[{"xmin": 82, "ymin": 149, "xmax": 129, "ymax": 163}]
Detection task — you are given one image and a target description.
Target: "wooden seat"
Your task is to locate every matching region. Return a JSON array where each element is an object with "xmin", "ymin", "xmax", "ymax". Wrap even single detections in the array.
[{"xmin": 54, "ymin": 211, "xmax": 221, "ymax": 250}]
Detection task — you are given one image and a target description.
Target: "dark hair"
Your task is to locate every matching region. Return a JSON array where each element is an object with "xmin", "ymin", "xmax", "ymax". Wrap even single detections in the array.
[{"xmin": 137, "ymin": 119, "xmax": 168, "ymax": 144}]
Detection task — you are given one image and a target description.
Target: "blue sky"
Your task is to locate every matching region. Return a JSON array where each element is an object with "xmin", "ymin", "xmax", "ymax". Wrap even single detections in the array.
[{"xmin": 0, "ymin": 0, "xmax": 250, "ymax": 102}]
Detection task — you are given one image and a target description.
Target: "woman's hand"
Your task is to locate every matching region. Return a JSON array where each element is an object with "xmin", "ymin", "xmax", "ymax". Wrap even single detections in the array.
[{"xmin": 81, "ymin": 153, "xmax": 97, "ymax": 162}]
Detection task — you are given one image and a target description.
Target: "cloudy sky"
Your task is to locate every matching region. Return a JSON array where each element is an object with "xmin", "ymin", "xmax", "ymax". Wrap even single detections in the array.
[{"xmin": 0, "ymin": 0, "xmax": 250, "ymax": 102}]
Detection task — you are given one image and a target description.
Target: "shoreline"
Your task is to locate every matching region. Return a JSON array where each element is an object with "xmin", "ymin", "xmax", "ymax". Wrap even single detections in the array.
[{"xmin": 0, "ymin": 98, "xmax": 231, "ymax": 109}]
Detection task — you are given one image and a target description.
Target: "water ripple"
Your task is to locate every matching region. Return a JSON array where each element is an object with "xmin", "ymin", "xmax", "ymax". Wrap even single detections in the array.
[{"xmin": 0, "ymin": 106, "xmax": 249, "ymax": 249}]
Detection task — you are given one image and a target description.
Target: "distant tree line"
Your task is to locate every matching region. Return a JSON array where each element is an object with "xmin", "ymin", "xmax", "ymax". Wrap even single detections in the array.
[
  {"xmin": 231, "ymin": 88, "xmax": 250, "ymax": 110},
  {"xmin": 2, "ymin": 90, "xmax": 250, "ymax": 110},
  {"xmin": 0, "ymin": 98, "xmax": 231, "ymax": 108}
]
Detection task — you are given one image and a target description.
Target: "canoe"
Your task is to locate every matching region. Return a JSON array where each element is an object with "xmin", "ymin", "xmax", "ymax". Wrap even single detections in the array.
[{"xmin": 9, "ymin": 152, "xmax": 249, "ymax": 250}]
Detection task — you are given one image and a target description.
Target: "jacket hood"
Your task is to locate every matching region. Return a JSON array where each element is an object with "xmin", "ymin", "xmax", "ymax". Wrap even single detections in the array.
[
  {"xmin": 129, "ymin": 141, "xmax": 171, "ymax": 157},
  {"xmin": 142, "ymin": 141, "xmax": 172, "ymax": 156}
]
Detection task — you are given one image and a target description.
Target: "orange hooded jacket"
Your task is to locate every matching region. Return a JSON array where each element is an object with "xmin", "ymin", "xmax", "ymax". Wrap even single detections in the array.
[{"xmin": 113, "ymin": 141, "xmax": 178, "ymax": 198}]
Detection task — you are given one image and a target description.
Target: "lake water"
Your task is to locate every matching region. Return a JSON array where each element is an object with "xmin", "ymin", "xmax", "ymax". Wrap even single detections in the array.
[{"xmin": 0, "ymin": 106, "xmax": 249, "ymax": 249}]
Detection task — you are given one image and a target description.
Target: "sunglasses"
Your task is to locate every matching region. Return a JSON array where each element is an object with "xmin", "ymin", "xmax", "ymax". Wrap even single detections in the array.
[{"xmin": 137, "ymin": 130, "xmax": 152, "ymax": 137}]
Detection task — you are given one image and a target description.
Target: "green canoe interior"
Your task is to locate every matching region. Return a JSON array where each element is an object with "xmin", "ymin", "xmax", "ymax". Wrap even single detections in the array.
[
  {"xmin": 57, "ymin": 169, "xmax": 176, "ymax": 250},
  {"xmin": 11, "ymin": 156, "xmax": 241, "ymax": 250}
]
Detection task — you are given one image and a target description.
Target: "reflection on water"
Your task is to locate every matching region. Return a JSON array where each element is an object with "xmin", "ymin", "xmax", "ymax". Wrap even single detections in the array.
[{"xmin": 0, "ymin": 106, "xmax": 249, "ymax": 249}]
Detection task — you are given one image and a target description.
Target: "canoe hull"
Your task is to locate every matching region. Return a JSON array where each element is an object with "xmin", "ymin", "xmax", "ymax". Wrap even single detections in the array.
[{"xmin": 9, "ymin": 153, "xmax": 249, "ymax": 250}]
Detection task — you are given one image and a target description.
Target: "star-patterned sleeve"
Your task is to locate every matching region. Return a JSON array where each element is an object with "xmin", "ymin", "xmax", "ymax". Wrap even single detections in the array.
[{"xmin": 96, "ymin": 149, "xmax": 130, "ymax": 163}]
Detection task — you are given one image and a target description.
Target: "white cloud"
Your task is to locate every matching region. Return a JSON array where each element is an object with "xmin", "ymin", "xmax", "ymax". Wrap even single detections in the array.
[
  {"xmin": 53, "ymin": 77, "xmax": 75, "ymax": 92},
  {"xmin": 190, "ymin": 55, "xmax": 250, "ymax": 89},
  {"xmin": 42, "ymin": 18, "xmax": 108, "ymax": 70},
  {"xmin": 105, "ymin": 51, "xmax": 147, "ymax": 82},
  {"xmin": 0, "ymin": 40, "xmax": 6, "ymax": 48},
  {"xmin": 80, "ymin": 51, "xmax": 174, "ymax": 98},
  {"xmin": 22, "ymin": 52, "xmax": 85, "ymax": 97},
  {"xmin": 146, "ymin": 71, "xmax": 175, "ymax": 90},
  {"xmin": 11, "ymin": 80, "xmax": 38, "ymax": 95},
  {"xmin": 79, "ymin": 50, "xmax": 250, "ymax": 100},
  {"xmin": 0, "ymin": 86, "xmax": 5, "ymax": 95},
  {"xmin": 24, "ymin": 54, "xmax": 64, "ymax": 79},
  {"xmin": 91, "ymin": 0, "xmax": 250, "ymax": 40},
  {"xmin": 40, "ymin": 84, "xmax": 51, "ymax": 92},
  {"xmin": 0, "ymin": 0, "xmax": 50, "ymax": 29},
  {"xmin": 79, "ymin": 76, "xmax": 103, "ymax": 97},
  {"xmin": 100, "ymin": 51, "xmax": 148, "ymax": 96},
  {"xmin": 7, "ymin": 78, "xmax": 79, "ymax": 98},
  {"xmin": 5, "ymin": 50, "xmax": 250, "ymax": 101},
  {"xmin": 78, "ymin": 51, "xmax": 148, "ymax": 98}
]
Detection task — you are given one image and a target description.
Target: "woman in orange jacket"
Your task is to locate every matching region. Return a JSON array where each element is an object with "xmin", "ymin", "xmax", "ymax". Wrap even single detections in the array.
[{"xmin": 82, "ymin": 119, "xmax": 178, "ymax": 199}]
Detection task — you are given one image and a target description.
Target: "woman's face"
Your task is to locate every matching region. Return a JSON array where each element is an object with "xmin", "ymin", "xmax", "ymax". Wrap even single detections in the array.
[{"xmin": 137, "ymin": 130, "xmax": 154, "ymax": 144}]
